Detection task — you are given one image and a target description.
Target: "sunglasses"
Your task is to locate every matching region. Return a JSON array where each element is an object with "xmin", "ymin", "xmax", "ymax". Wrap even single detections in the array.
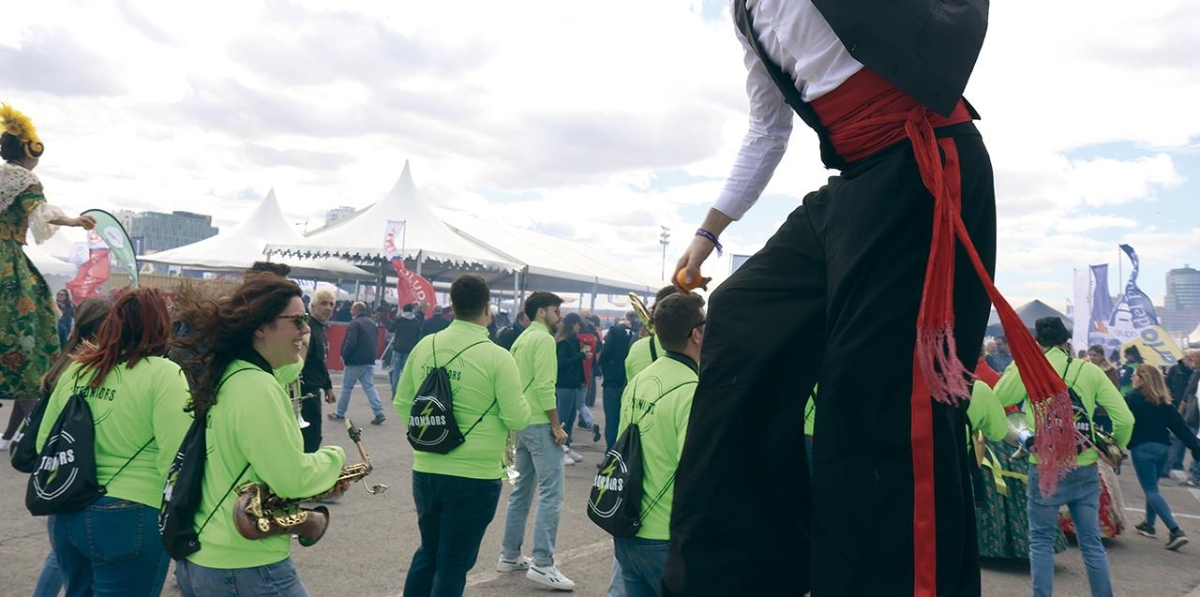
[
  {"xmin": 278, "ymin": 313, "xmax": 310, "ymax": 329},
  {"xmin": 692, "ymin": 319, "xmax": 706, "ymax": 332}
]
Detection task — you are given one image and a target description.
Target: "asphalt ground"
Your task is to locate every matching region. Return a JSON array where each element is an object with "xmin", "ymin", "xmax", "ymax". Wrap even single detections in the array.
[{"xmin": 3, "ymin": 371, "xmax": 1200, "ymax": 596}]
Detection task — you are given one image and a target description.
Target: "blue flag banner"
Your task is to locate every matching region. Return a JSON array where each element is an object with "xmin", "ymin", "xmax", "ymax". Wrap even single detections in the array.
[
  {"xmin": 1106, "ymin": 245, "xmax": 1181, "ymax": 367},
  {"xmin": 1088, "ymin": 264, "xmax": 1116, "ymax": 351}
]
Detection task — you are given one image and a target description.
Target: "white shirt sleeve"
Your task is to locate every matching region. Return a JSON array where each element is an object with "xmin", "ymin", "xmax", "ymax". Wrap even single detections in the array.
[{"xmin": 712, "ymin": 19, "xmax": 794, "ymax": 221}]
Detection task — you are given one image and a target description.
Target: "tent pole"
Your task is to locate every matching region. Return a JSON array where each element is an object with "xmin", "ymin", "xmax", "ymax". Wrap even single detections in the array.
[{"xmin": 591, "ymin": 278, "xmax": 598, "ymax": 312}]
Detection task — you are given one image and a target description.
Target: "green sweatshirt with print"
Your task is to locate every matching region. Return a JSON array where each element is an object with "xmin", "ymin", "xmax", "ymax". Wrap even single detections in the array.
[
  {"xmin": 993, "ymin": 347, "xmax": 1134, "ymax": 465},
  {"xmin": 187, "ymin": 359, "xmax": 346, "ymax": 569},
  {"xmin": 624, "ymin": 335, "xmax": 660, "ymax": 382},
  {"xmin": 509, "ymin": 320, "xmax": 557, "ymax": 425},
  {"xmin": 617, "ymin": 352, "xmax": 698, "ymax": 541},
  {"xmin": 36, "ymin": 357, "xmax": 192, "ymax": 509},
  {"xmin": 395, "ymin": 320, "xmax": 531, "ymax": 479}
]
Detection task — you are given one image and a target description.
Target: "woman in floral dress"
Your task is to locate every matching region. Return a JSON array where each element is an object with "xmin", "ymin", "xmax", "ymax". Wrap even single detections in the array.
[{"xmin": 0, "ymin": 104, "xmax": 94, "ymax": 449}]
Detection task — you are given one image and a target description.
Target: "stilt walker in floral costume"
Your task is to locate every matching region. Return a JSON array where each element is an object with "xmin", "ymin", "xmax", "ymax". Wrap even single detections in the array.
[{"xmin": 0, "ymin": 103, "xmax": 95, "ymax": 449}]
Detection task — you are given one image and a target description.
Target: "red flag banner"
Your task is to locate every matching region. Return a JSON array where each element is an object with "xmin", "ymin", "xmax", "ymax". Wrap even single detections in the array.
[
  {"xmin": 391, "ymin": 259, "xmax": 435, "ymax": 318},
  {"xmin": 66, "ymin": 249, "xmax": 111, "ymax": 304}
]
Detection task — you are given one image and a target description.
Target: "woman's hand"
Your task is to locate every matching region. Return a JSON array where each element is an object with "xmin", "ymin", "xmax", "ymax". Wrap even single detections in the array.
[{"xmin": 74, "ymin": 215, "xmax": 96, "ymax": 230}]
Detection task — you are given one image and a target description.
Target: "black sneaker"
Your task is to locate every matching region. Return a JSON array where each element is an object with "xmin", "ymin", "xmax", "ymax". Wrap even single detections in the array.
[
  {"xmin": 1136, "ymin": 522, "xmax": 1156, "ymax": 538},
  {"xmin": 592, "ymin": 423, "xmax": 602, "ymax": 442},
  {"xmin": 1167, "ymin": 529, "xmax": 1189, "ymax": 551},
  {"xmin": 371, "ymin": 413, "xmax": 386, "ymax": 425}
]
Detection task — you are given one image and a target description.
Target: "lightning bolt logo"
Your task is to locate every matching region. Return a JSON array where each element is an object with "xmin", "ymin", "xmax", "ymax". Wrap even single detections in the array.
[
  {"xmin": 593, "ymin": 459, "xmax": 620, "ymax": 507},
  {"xmin": 415, "ymin": 400, "xmax": 436, "ymax": 441}
]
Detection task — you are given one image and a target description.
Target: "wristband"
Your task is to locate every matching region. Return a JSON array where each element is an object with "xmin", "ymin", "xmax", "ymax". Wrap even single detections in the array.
[{"xmin": 695, "ymin": 228, "xmax": 723, "ymax": 256}]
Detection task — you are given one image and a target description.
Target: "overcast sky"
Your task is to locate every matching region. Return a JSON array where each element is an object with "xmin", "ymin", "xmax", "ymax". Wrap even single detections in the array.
[{"xmin": 4, "ymin": 0, "xmax": 1198, "ymax": 309}]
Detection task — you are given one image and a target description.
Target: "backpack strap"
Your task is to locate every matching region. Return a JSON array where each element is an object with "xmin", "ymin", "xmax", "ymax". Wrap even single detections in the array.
[
  {"xmin": 103, "ymin": 436, "xmax": 154, "ymax": 489},
  {"xmin": 631, "ymin": 380, "xmax": 697, "ymax": 427},
  {"xmin": 649, "ymin": 336, "xmax": 658, "ymax": 362},
  {"xmin": 198, "ymin": 461, "xmax": 251, "ymax": 534},
  {"xmin": 437, "ymin": 338, "xmax": 502, "ymax": 439}
]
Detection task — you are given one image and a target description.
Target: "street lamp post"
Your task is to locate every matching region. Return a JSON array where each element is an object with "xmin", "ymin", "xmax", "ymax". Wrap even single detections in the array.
[{"xmin": 660, "ymin": 225, "xmax": 671, "ymax": 281}]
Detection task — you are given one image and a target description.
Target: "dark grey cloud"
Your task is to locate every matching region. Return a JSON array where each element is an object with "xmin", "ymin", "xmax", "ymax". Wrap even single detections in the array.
[
  {"xmin": 0, "ymin": 28, "xmax": 124, "ymax": 96},
  {"xmin": 242, "ymin": 143, "xmax": 355, "ymax": 169}
]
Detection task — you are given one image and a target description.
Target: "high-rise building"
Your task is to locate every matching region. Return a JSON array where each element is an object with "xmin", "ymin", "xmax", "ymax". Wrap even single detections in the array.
[
  {"xmin": 1162, "ymin": 266, "xmax": 1200, "ymax": 334},
  {"xmin": 127, "ymin": 211, "xmax": 219, "ymax": 254},
  {"xmin": 324, "ymin": 206, "xmax": 358, "ymax": 227}
]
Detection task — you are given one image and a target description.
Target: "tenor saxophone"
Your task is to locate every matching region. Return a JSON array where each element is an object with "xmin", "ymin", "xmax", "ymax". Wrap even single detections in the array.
[{"xmin": 233, "ymin": 419, "xmax": 389, "ymax": 546}]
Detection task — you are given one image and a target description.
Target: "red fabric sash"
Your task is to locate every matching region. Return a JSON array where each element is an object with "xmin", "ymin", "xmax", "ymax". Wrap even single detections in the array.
[{"xmin": 812, "ymin": 68, "xmax": 1075, "ymax": 597}]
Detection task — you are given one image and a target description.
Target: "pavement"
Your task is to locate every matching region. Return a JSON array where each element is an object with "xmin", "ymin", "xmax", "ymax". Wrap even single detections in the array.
[{"xmin": 3, "ymin": 371, "xmax": 1200, "ymax": 596}]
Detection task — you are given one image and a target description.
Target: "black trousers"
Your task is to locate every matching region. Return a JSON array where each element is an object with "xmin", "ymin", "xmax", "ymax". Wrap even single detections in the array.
[
  {"xmin": 300, "ymin": 392, "xmax": 323, "ymax": 454},
  {"xmin": 664, "ymin": 125, "xmax": 993, "ymax": 597}
]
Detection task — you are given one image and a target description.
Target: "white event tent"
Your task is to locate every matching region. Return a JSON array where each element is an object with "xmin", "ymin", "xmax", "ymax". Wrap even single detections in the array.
[
  {"xmin": 266, "ymin": 161, "xmax": 518, "ymax": 284},
  {"xmin": 24, "ymin": 234, "xmax": 77, "ymax": 296},
  {"xmin": 141, "ymin": 190, "xmax": 372, "ymax": 280},
  {"xmin": 438, "ymin": 209, "xmax": 658, "ymax": 297}
]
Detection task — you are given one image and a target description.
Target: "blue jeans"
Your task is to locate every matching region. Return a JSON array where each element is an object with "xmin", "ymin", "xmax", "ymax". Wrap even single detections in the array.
[
  {"xmin": 390, "ymin": 351, "xmax": 410, "ymax": 398},
  {"xmin": 1027, "ymin": 465, "xmax": 1112, "ymax": 597},
  {"xmin": 404, "ymin": 472, "xmax": 502, "ymax": 597},
  {"xmin": 176, "ymin": 557, "xmax": 309, "ymax": 597},
  {"xmin": 33, "ymin": 549, "xmax": 62, "ymax": 597},
  {"xmin": 556, "ymin": 387, "xmax": 585, "ymax": 445},
  {"xmin": 337, "ymin": 363, "xmax": 383, "ymax": 417},
  {"xmin": 49, "ymin": 496, "xmax": 170, "ymax": 597},
  {"xmin": 607, "ymin": 556, "xmax": 626, "ymax": 597},
  {"xmin": 1132, "ymin": 442, "xmax": 1180, "ymax": 531},
  {"xmin": 602, "ymin": 385, "xmax": 624, "ymax": 451},
  {"xmin": 501, "ymin": 424, "xmax": 565, "ymax": 567},
  {"xmin": 614, "ymin": 537, "xmax": 669, "ymax": 597}
]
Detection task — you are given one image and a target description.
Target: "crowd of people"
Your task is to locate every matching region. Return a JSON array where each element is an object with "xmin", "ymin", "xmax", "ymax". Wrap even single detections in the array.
[{"xmin": 5, "ymin": 0, "xmax": 1200, "ymax": 593}]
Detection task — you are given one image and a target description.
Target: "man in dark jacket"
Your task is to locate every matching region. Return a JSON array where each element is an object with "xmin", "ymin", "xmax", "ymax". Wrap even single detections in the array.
[
  {"xmin": 331, "ymin": 301, "xmax": 386, "ymax": 425},
  {"xmin": 497, "ymin": 311, "xmax": 529, "ymax": 350},
  {"xmin": 420, "ymin": 304, "xmax": 452, "ymax": 338},
  {"xmin": 598, "ymin": 311, "xmax": 636, "ymax": 451},
  {"xmin": 300, "ymin": 289, "xmax": 337, "ymax": 452},
  {"xmin": 388, "ymin": 303, "xmax": 423, "ymax": 397}
]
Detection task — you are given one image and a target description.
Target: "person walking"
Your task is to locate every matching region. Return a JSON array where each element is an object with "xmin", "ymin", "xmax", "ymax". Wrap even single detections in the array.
[
  {"xmin": 331, "ymin": 302, "xmax": 386, "ymax": 425},
  {"xmin": 1126, "ymin": 364, "xmax": 1200, "ymax": 550},
  {"xmin": 995, "ymin": 317, "xmax": 1134, "ymax": 597},
  {"xmin": 555, "ymin": 312, "xmax": 590, "ymax": 464},
  {"xmin": 35, "ymin": 289, "xmax": 192, "ymax": 596},
  {"xmin": 388, "ymin": 303, "xmax": 423, "ymax": 397},
  {"xmin": 498, "ymin": 291, "xmax": 576, "ymax": 591},
  {"xmin": 299, "ymin": 289, "xmax": 337, "ymax": 453},
  {"xmin": 395, "ymin": 275, "xmax": 531, "ymax": 597}
]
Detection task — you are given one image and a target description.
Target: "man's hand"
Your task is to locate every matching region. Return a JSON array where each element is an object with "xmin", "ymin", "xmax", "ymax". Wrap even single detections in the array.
[
  {"xmin": 552, "ymin": 425, "xmax": 568, "ymax": 446},
  {"xmin": 674, "ymin": 236, "xmax": 715, "ymax": 291},
  {"xmin": 323, "ymin": 388, "xmax": 336, "ymax": 404}
]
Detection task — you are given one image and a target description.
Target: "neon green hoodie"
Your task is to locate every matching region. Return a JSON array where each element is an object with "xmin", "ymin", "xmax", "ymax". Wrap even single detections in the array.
[
  {"xmin": 994, "ymin": 347, "xmax": 1134, "ymax": 465},
  {"xmin": 967, "ymin": 380, "xmax": 1008, "ymax": 442},
  {"xmin": 624, "ymin": 335, "xmax": 660, "ymax": 383},
  {"xmin": 36, "ymin": 357, "xmax": 192, "ymax": 509},
  {"xmin": 509, "ymin": 320, "xmax": 557, "ymax": 425},
  {"xmin": 395, "ymin": 320, "xmax": 531, "ymax": 479},
  {"xmin": 187, "ymin": 358, "xmax": 345, "ymax": 569},
  {"xmin": 617, "ymin": 352, "xmax": 697, "ymax": 541}
]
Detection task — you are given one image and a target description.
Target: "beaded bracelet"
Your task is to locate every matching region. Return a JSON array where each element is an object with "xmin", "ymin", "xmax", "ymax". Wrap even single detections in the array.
[{"xmin": 695, "ymin": 228, "xmax": 723, "ymax": 256}]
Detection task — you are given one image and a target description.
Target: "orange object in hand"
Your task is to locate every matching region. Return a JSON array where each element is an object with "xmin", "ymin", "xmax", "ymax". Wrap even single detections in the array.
[{"xmin": 675, "ymin": 269, "xmax": 706, "ymax": 292}]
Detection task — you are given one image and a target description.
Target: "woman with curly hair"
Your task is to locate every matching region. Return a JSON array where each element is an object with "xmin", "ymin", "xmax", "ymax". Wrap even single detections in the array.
[
  {"xmin": 0, "ymin": 104, "xmax": 96, "ymax": 450},
  {"xmin": 172, "ymin": 275, "xmax": 346, "ymax": 597}
]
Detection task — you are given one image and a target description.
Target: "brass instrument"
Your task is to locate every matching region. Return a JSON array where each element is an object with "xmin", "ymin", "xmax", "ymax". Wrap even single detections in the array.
[
  {"xmin": 233, "ymin": 419, "xmax": 389, "ymax": 546},
  {"xmin": 629, "ymin": 293, "xmax": 654, "ymax": 336},
  {"xmin": 504, "ymin": 431, "xmax": 520, "ymax": 485},
  {"xmin": 288, "ymin": 378, "xmax": 314, "ymax": 430},
  {"xmin": 1003, "ymin": 411, "xmax": 1126, "ymax": 471}
]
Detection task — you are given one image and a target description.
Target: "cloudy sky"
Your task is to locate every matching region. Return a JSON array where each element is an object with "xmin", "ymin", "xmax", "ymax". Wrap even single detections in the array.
[{"xmin": 4, "ymin": 0, "xmax": 1198, "ymax": 310}]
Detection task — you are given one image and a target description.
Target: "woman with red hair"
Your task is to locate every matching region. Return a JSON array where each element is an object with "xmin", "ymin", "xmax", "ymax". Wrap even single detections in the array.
[{"xmin": 34, "ymin": 287, "xmax": 192, "ymax": 596}]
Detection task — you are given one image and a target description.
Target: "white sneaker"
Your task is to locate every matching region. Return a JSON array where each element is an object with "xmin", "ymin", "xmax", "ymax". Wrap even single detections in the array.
[
  {"xmin": 567, "ymin": 450, "xmax": 583, "ymax": 463},
  {"xmin": 497, "ymin": 555, "xmax": 531, "ymax": 573},
  {"xmin": 0, "ymin": 438, "xmax": 9, "ymax": 451},
  {"xmin": 562, "ymin": 453, "xmax": 575, "ymax": 466},
  {"xmin": 527, "ymin": 563, "xmax": 576, "ymax": 591}
]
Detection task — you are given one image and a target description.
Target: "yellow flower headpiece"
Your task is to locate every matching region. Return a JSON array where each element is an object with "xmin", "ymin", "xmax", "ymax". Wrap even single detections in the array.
[{"xmin": 0, "ymin": 103, "xmax": 44, "ymax": 158}]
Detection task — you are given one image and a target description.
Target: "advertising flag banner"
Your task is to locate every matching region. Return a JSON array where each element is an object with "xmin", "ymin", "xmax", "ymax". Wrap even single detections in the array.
[
  {"xmin": 1106, "ymin": 245, "xmax": 1183, "ymax": 366},
  {"xmin": 66, "ymin": 248, "xmax": 111, "ymax": 304},
  {"xmin": 1072, "ymin": 268, "xmax": 1092, "ymax": 352},
  {"xmin": 391, "ymin": 259, "xmax": 435, "ymax": 318},
  {"xmin": 82, "ymin": 209, "xmax": 139, "ymax": 288},
  {"xmin": 383, "ymin": 220, "xmax": 406, "ymax": 261}
]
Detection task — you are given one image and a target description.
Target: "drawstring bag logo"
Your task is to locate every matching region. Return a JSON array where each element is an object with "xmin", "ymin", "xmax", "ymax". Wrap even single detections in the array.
[
  {"xmin": 26, "ymin": 393, "xmax": 107, "ymax": 516},
  {"xmin": 406, "ymin": 338, "xmax": 492, "ymax": 455},
  {"xmin": 590, "ymin": 450, "xmax": 631, "ymax": 518}
]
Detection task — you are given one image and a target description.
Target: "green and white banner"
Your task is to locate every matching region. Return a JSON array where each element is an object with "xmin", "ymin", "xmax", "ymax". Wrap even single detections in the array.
[{"xmin": 81, "ymin": 209, "xmax": 140, "ymax": 288}]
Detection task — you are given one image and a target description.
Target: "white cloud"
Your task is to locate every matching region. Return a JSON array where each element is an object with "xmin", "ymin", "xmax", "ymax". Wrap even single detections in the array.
[{"xmin": 3, "ymin": 0, "xmax": 1198, "ymax": 303}]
